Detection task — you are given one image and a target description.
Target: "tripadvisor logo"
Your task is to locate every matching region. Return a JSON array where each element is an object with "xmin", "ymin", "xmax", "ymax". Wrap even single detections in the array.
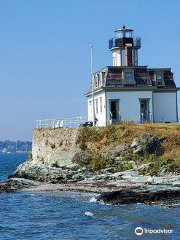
[
  {"xmin": 135, "ymin": 227, "xmax": 173, "ymax": 235},
  {"xmin": 135, "ymin": 227, "xmax": 143, "ymax": 235}
]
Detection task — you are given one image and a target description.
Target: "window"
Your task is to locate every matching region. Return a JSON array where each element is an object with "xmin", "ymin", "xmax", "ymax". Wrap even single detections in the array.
[
  {"xmin": 89, "ymin": 100, "xmax": 92, "ymax": 106},
  {"xmin": 99, "ymin": 73, "xmax": 102, "ymax": 87},
  {"xmin": 97, "ymin": 74, "xmax": 100, "ymax": 87},
  {"xmin": 125, "ymin": 72, "xmax": 134, "ymax": 84},
  {"xmin": 100, "ymin": 97, "xmax": 103, "ymax": 113},
  {"xmin": 95, "ymin": 75, "xmax": 98, "ymax": 88},
  {"xmin": 156, "ymin": 74, "xmax": 163, "ymax": 85},
  {"xmin": 102, "ymin": 72, "xmax": 105, "ymax": 85},
  {"xmin": 113, "ymin": 57, "xmax": 116, "ymax": 66}
]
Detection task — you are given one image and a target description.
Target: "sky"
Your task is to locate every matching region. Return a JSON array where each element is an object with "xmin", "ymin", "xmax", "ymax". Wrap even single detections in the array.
[{"xmin": 0, "ymin": 0, "xmax": 180, "ymax": 140}]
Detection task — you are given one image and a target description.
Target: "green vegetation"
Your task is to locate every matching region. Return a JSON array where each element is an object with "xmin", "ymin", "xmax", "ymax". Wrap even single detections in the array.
[
  {"xmin": 50, "ymin": 143, "xmax": 56, "ymax": 149},
  {"xmin": 89, "ymin": 157, "xmax": 113, "ymax": 171},
  {"xmin": 28, "ymin": 152, "xmax": 33, "ymax": 160},
  {"xmin": 139, "ymin": 159, "xmax": 180, "ymax": 176},
  {"xmin": 116, "ymin": 162, "xmax": 134, "ymax": 172},
  {"xmin": 76, "ymin": 123, "xmax": 180, "ymax": 175}
]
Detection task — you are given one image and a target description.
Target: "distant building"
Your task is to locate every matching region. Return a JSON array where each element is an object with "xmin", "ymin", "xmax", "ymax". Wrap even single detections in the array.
[
  {"xmin": 0, "ymin": 141, "xmax": 32, "ymax": 153},
  {"xmin": 85, "ymin": 26, "xmax": 179, "ymax": 125}
]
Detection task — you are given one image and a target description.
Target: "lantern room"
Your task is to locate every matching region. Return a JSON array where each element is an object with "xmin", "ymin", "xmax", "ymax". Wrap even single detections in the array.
[{"xmin": 109, "ymin": 26, "xmax": 141, "ymax": 67}]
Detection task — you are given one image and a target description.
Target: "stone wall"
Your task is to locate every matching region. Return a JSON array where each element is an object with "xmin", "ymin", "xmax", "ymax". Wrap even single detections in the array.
[{"xmin": 32, "ymin": 128, "xmax": 80, "ymax": 167}]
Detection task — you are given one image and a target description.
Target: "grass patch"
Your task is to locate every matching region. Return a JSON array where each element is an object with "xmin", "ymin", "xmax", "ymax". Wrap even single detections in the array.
[{"xmin": 76, "ymin": 123, "xmax": 180, "ymax": 174}]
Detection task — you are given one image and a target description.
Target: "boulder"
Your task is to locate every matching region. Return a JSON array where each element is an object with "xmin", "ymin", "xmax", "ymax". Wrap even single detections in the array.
[
  {"xmin": 72, "ymin": 149, "xmax": 91, "ymax": 166},
  {"xmin": 72, "ymin": 173, "xmax": 85, "ymax": 181},
  {"xmin": 0, "ymin": 178, "xmax": 40, "ymax": 193},
  {"xmin": 14, "ymin": 161, "xmax": 66, "ymax": 183},
  {"xmin": 101, "ymin": 144, "xmax": 131, "ymax": 161},
  {"xmin": 97, "ymin": 186, "xmax": 180, "ymax": 205},
  {"xmin": 99, "ymin": 167, "xmax": 116, "ymax": 174},
  {"xmin": 131, "ymin": 133, "xmax": 161, "ymax": 156}
]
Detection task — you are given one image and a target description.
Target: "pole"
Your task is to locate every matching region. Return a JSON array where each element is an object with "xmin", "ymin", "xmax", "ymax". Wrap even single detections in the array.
[{"xmin": 90, "ymin": 45, "xmax": 95, "ymax": 126}]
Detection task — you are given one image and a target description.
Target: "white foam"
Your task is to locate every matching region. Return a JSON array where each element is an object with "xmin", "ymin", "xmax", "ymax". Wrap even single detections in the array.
[
  {"xmin": 84, "ymin": 211, "xmax": 94, "ymax": 217},
  {"xmin": 89, "ymin": 197, "xmax": 97, "ymax": 203}
]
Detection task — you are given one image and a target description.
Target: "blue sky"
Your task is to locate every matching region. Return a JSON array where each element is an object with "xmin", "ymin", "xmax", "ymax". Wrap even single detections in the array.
[{"xmin": 0, "ymin": 0, "xmax": 179, "ymax": 140}]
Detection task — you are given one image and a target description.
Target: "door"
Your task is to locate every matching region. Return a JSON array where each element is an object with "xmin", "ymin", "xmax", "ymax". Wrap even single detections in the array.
[
  {"xmin": 109, "ymin": 100, "xmax": 120, "ymax": 123},
  {"xmin": 140, "ymin": 99, "xmax": 149, "ymax": 123}
]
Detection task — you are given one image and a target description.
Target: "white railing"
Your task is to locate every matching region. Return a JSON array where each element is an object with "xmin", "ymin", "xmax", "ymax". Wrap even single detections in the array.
[
  {"xmin": 109, "ymin": 111, "xmax": 122, "ymax": 123},
  {"xmin": 36, "ymin": 116, "xmax": 88, "ymax": 129}
]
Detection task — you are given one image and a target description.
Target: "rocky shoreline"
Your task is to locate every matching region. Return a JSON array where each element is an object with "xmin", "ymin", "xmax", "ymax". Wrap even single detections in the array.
[{"xmin": 0, "ymin": 167, "xmax": 179, "ymax": 207}]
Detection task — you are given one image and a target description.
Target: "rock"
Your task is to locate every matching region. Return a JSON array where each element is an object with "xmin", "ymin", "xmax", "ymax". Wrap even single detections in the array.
[
  {"xmin": 101, "ymin": 144, "xmax": 131, "ymax": 161},
  {"xmin": 158, "ymin": 168, "xmax": 168, "ymax": 176},
  {"xmin": 118, "ymin": 170, "xmax": 140, "ymax": 179},
  {"xmin": 66, "ymin": 163, "xmax": 80, "ymax": 171},
  {"xmin": 138, "ymin": 163, "xmax": 151, "ymax": 170},
  {"xmin": 110, "ymin": 172, "xmax": 123, "ymax": 180},
  {"xmin": 0, "ymin": 178, "xmax": 40, "ymax": 193},
  {"xmin": 98, "ymin": 185, "xmax": 180, "ymax": 205},
  {"xmin": 84, "ymin": 173, "xmax": 94, "ymax": 180},
  {"xmin": 131, "ymin": 133, "xmax": 161, "ymax": 156},
  {"xmin": 100, "ymin": 167, "xmax": 115, "ymax": 174},
  {"xmin": 87, "ymin": 175, "xmax": 97, "ymax": 181},
  {"xmin": 14, "ymin": 161, "xmax": 67, "ymax": 183},
  {"xmin": 114, "ymin": 157, "xmax": 121, "ymax": 165},
  {"xmin": 128, "ymin": 161, "xmax": 138, "ymax": 170},
  {"xmin": 87, "ymin": 143, "xmax": 92, "ymax": 150},
  {"xmin": 72, "ymin": 149, "xmax": 91, "ymax": 166},
  {"xmin": 72, "ymin": 173, "xmax": 85, "ymax": 181}
]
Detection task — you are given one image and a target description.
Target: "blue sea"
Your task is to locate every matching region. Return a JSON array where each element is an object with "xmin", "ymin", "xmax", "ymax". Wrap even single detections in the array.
[{"xmin": 0, "ymin": 153, "xmax": 179, "ymax": 240}]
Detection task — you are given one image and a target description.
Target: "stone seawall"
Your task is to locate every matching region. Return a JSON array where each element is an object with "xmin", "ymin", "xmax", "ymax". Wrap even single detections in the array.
[
  {"xmin": 32, "ymin": 128, "xmax": 80, "ymax": 167},
  {"xmin": 12, "ymin": 128, "xmax": 83, "ymax": 183}
]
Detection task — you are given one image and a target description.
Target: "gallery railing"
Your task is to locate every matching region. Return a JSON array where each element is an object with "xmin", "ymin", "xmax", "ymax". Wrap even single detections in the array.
[{"xmin": 109, "ymin": 37, "xmax": 141, "ymax": 49}]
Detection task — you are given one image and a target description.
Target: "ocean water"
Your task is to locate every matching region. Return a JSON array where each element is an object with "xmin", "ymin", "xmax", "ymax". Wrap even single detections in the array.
[{"xmin": 0, "ymin": 154, "xmax": 179, "ymax": 240}]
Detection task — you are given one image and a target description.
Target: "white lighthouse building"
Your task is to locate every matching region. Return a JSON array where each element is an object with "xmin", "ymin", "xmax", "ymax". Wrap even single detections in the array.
[{"xmin": 85, "ymin": 26, "xmax": 179, "ymax": 125}]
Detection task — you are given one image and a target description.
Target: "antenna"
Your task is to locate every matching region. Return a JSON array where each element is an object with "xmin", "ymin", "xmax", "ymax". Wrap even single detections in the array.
[{"xmin": 90, "ymin": 45, "xmax": 95, "ymax": 126}]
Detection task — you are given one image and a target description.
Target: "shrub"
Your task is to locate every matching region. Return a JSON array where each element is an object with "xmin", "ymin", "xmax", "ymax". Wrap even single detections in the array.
[
  {"xmin": 76, "ymin": 127, "xmax": 92, "ymax": 149},
  {"xmin": 139, "ymin": 159, "xmax": 180, "ymax": 176},
  {"xmin": 72, "ymin": 150, "xmax": 91, "ymax": 167},
  {"xmin": 28, "ymin": 152, "xmax": 33, "ymax": 160},
  {"xmin": 89, "ymin": 157, "xmax": 113, "ymax": 171},
  {"xmin": 116, "ymin": 162, "xmax": 133, "ymax": 172},
  {"xmin": 50, "ymin": 143, "xmax": 56, "ymax": 149},
  {"xmin": 79, "ymin": 142, "xmax": 87, "ymax": 150}
]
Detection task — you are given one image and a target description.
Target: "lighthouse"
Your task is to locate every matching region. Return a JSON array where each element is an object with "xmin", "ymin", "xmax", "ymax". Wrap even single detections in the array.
[
  {"xmin": 85, "ymin": 26, "xmax": 179, "ymax": 125},
  {"xmin": 109, "ymin": 26, "xmax": 140, "ymax": 67}
]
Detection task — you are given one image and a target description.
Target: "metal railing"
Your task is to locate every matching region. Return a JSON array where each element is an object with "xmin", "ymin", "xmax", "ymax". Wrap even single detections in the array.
[
  {"xmin": 141, "ymin": 112, "xmax": 153, "ymax": 124},
  {"xmin": 109, "ymin": 111, "xmax": 122, "ymax": 123},
  {"xmin": 36, "ymin": 116, "xmax": 88, "ymax": 129},
  {"xmin": 109, "ymin": 36, "xmax": 141, "ymax": 49}
]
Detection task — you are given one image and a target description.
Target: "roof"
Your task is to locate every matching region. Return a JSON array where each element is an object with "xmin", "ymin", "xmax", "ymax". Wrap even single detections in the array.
[
  {"xmin": 115, "ymin": 28, "xmax": 133, "ymax": 32},
  {"xmin": 86, "ymin": 66, "xmax": 177, "ymax": 94}
]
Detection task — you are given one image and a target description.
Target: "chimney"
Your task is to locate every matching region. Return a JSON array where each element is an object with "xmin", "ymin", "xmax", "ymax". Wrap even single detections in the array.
[{"xmin": 125, "ymin": 44, "xmax": 133, "ymax": 66}]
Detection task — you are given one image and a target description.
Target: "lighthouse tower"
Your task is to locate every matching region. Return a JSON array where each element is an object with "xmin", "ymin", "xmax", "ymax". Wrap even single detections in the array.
[{"xmin": 109, "ymin": 26, "xmax": 141, "ymax": 67}]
